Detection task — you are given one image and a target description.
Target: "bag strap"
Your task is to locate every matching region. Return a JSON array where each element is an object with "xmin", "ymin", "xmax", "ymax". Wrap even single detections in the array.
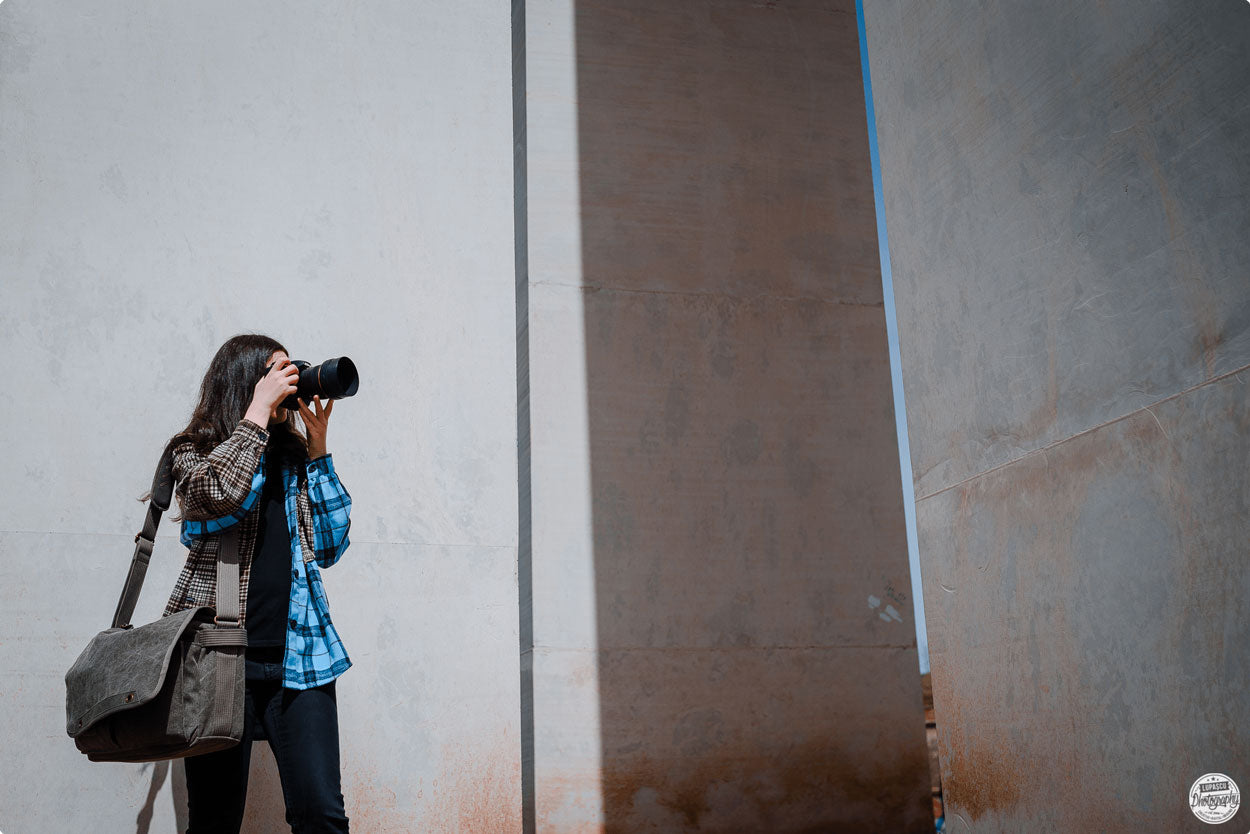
[
  {"xmin": 110, "ymin": 448, "xmax": 244, "ymax": 634},
  {"xmin": 111, "ymin": 449, "xmax": 173, "ymax": 629},
  {"xmin": 212, "ymin": 525, "xmax": 242, "ymax": 627}
]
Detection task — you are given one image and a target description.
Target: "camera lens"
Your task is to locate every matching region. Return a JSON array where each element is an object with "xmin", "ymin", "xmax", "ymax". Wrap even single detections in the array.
[
  {"xmin": 279, "ymin": 357, "xmax": 359, "ymax": 410},
  {"xmin": 317, "ymin": 357, "xmax": 359, "ymax": 400}
]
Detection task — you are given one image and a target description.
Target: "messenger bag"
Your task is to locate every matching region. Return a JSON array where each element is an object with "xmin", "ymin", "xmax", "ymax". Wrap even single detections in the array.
[{"xmin": 64, "ymin": 448, "xmax": 248, "ymax": 762}]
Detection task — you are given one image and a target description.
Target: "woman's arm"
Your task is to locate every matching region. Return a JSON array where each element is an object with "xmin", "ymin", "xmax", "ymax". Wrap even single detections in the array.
[
  {"xmin": 173, "ymin": 419, "xmax": 270, "ymax": 522},
  {"xmin": 306, "ymin": 453, "xmax": 351, "ymax": 568}
]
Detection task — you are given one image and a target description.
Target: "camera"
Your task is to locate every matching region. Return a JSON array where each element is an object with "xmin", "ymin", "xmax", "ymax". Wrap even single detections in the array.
[{"xmin": 266, "ymin": 356, "xmax": 359, "ymax": 410}]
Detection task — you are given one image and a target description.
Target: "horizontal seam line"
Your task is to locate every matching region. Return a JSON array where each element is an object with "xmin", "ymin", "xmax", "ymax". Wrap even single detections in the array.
[
  {"xmin": 531, "ymin": 280, "xmax": 883, "ymax": 307},
  {"xmin": 0, "ymin": 530, "xmax": 515, "ymax": 549},
  {"xmin": 529, "ymin": 644, "xmax": 916, "ymax": 652},
  {"xmin": 916, "ymin": 358, "xmax": 1250, "ymax": 501}
]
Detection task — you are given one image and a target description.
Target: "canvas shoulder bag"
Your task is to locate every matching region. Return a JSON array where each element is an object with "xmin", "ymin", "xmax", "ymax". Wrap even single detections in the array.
[{"xmin": 64, "ymin": 448, "xmax": 248, "ymax": 763}]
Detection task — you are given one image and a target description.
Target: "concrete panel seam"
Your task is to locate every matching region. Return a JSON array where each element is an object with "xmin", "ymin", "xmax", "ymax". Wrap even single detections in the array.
[
  {"xmin": 915, "ymin": 357, "xmax": 1250, "ymax": 503},
  {"xmin": 530, "ymin": 644, "xmax": 918, "ymax": 652},
  {"xmin": 530, "ymin": 279, "xmax": 884, "ymax": 308},
  {"xmin": 0, "ymin": 530, "xmax": 521, "ymax": 549}
]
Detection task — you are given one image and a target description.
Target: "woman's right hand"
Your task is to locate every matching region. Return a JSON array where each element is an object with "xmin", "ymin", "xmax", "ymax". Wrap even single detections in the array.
[{"xmin": 245, "ymin": 359, "xmax": 299, "ymax": 425}]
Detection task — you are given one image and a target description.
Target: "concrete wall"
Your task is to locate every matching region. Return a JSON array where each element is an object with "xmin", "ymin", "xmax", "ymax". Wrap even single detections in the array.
[
  {"xmin": 863, "ymin": 1, "xmax": 1250, "ymax": 830},
  {"xmin": 0, "ymin": 3, "xmax": 521, "ymax": 831},
  {"xmin": 522, "ymin": 1, "xmax": 931, "ymax": 830},
  {"xmin": 2, "ymin": 2, "xmax": 939, "ymax": 831}
]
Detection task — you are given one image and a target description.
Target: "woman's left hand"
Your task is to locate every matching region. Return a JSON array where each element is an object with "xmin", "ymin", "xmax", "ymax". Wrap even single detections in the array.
[{"xmin": 298, "ymin": 395, "xmax": 335, "ymax": 459}]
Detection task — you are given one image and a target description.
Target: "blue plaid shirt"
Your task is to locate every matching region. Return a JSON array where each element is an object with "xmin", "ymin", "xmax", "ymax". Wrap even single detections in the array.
[{"xmin": 180, "ymin": 451, "xmax": 353, "ymax": 689}]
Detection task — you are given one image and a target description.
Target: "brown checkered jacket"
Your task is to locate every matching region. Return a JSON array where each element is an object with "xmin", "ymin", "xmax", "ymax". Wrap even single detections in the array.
[{"xmin": 162, "ymin": 418, "xmax": 323, "ymax": 625}]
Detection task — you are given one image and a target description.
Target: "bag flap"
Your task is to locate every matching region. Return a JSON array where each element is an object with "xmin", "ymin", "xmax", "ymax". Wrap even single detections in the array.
[{"xmin": 64, "ymin": 607, "xmax": 211, "ymax": 737}]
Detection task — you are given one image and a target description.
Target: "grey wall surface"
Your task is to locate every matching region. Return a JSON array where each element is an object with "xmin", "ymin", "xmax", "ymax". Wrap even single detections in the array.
[
  {"xmin": 0, "ymin": 3, "xmax": 521, "ymax": 831},
  {"xmin": 522, "ymin": 0, "xmax": 931, "ymax": 830},
  {"xmin": 864, "ymin": 1, "xmax": 1250, "ymax": 830}
]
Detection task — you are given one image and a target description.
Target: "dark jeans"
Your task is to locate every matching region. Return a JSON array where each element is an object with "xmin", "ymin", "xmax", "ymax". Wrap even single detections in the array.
[{"xmin": 184, "ymin": 646, "xmax": 350, "ymax": 833}]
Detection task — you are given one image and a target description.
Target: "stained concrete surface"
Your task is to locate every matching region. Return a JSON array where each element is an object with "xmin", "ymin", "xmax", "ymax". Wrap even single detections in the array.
[
  {"xmin": 919, "ymin": 370, "xmax": 1250, "ymax": 830},
  {"xmin": 864, "ymin": 1, "xmax": 1250, "ymax": 497},
  {"xmin": 0, "ymin": 2, "xmax": 522, "ymax": 831},
  {"xmin": 863, "ymin": 0, "xmax": 1250, "ymax": 829},
  {"xmin": 523, "ymin": 0, "xmax": 932, "ymax": 829}
]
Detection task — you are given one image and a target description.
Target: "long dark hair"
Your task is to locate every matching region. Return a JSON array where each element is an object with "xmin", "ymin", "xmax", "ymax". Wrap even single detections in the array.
[{"xmin": 141, "ymin": 333, "xmax": 309, "ymax": 515}]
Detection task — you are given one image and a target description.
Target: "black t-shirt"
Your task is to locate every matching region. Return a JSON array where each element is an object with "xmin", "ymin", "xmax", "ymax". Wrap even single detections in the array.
[{"xmin": 245, "ymin": 446, "xmax": 295, "ymax": 649}]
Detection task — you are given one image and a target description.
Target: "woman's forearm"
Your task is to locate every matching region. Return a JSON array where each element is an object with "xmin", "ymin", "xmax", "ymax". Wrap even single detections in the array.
[{"xmin": 244, "ymin": 402, "xmax": 273, "ymax": 428}]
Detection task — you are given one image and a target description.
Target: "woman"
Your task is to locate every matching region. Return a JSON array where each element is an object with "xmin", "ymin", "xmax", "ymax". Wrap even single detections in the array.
[{"xmin": 160, "ymin": 333, "xmax": 353, "ymax": 834}]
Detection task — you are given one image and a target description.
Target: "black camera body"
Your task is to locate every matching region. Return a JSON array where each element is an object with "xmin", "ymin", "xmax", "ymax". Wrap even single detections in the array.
[{"xmin": 266, "ymin": 356, "xmax": 359, "ymax": 411}]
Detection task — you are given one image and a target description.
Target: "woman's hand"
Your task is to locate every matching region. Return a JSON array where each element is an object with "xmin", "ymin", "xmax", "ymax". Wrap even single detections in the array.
[
  {"xmin": 245, "ymin": 360, "xmax": 299, "ymax": 427},
  {"xmin": 298, "ymin": 395, "xmax": 334, "ymax": 459}
]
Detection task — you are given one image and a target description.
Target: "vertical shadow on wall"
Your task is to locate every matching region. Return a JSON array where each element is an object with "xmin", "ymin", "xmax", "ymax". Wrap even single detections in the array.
[
  {"xmin": 135, "ymin": 761, "xmax": 168, "ymax": 834},
  {"xmin": 138, "ymin": 726, "xmax": 278, "ymax": 832},
  {"xmin": 573, "ymin": 1, "xmax": 933, "ymax": 831},
  {"xmin": 141, "ymin": 759, "xmax": 187, "ymax": 834},
  {"xmin": 148, "ymin": 740, "xmax": 284, "ymax": 832}
]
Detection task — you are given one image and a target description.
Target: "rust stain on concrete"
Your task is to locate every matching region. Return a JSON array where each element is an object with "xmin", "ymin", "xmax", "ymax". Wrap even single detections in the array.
[
  {"xmin": 939, "ymin": 733, "xmax": 1023, "ymax": 821},
  {"xmin": 534, "ymin": 773, "xmax": 607, "ymax": 834},
  {"xmin": 344, "ymin": 761, "xmax": 419, "ymax": 833},
  {"xmin": 341, "ymin": 736, "xmax": 521, "ymax": 833},
  {"xmin": 426, "ymin": 738, "xmax": 523, "ymax": 833},
  {"xmin": 923, "ymin": 384, "xmax": 1247, "ymax": 828},
  {"xmin": 598, "ymin": 737, "xmax": 932, "ymax": 832}
]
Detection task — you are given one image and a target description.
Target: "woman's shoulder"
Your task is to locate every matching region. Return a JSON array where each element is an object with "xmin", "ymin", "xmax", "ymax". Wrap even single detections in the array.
[
  {"xmin": 170, "ymin": 435, "xmax": 196, "ymax": 452},
  {"xmin": 167, "ymin": 436, "xmax": 199, "ymax": 462}
]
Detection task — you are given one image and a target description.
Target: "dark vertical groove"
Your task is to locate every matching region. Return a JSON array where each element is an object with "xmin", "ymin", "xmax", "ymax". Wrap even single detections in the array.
[{"xmin": 511, "ymin": 0, "xmax": 535, "ymax": 831}]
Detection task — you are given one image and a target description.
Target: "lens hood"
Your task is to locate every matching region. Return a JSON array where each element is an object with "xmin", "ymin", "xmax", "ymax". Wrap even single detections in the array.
[{"xmin": 279, "ymin": 356, "xmax": 359, "ymax": 411}]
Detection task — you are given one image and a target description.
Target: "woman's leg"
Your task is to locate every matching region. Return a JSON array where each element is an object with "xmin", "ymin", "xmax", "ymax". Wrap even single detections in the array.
[
  {"xmin": 183, "ymin": 681, "xmax": 260, "ymax": 834},
  {"xmin": 262, "ymin": 679, "xmax": 350, "ymax": 834}
]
